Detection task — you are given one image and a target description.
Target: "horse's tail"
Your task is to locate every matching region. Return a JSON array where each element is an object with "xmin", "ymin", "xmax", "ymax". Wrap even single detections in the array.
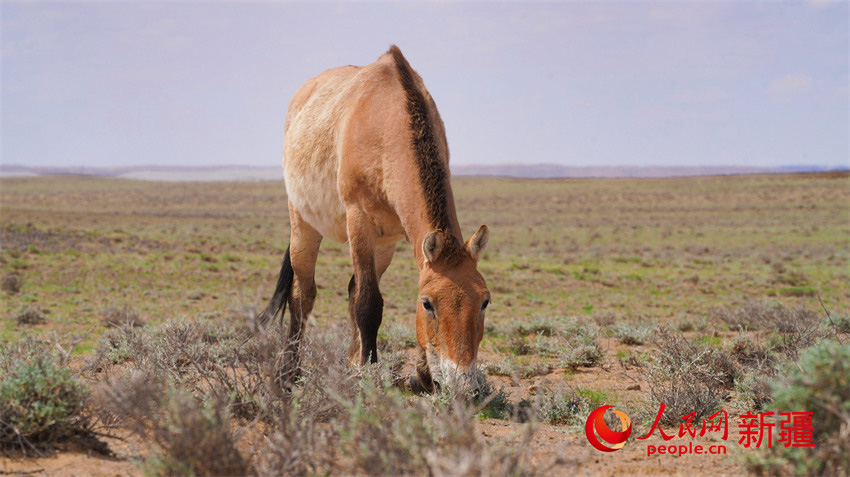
[{"xmin": 246, "ymin": 245, "xmax": 294, "ymax": 341}]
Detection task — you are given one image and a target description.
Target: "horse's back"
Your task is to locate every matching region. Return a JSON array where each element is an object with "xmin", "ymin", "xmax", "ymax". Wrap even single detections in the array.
[{"xmin": 283, "ymin": 54, "xmax": 408, "ymax": 243}]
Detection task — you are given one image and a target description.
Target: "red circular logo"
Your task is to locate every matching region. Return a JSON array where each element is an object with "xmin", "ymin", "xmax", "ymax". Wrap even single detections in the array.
[{"xmin": 585, "ymin": 405, "xmax": 632, "ymax": 452}]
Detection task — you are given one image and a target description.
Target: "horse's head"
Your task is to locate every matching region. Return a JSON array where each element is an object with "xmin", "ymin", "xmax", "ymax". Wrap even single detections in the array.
[{"xmin": 411, "ymin": 225, "xmax": 490, "ymax": 394}]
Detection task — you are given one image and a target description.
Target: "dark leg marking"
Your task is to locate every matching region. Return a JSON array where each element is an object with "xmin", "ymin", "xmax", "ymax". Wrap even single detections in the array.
[{"xmin": 353, "ymin": 272, "xmax": 383, "ymax": 364}]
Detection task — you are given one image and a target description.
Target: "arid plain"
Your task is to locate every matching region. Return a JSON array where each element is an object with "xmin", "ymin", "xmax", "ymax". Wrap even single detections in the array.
[{"xmin": 1, "ymin": 172, "xmax": 848, "ymax": 475}]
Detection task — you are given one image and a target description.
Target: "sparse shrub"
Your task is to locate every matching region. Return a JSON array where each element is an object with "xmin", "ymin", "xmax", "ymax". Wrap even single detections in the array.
[
  {"xmin": 727, "ymin": 332, "xmax": 794, "ymax": 413},
  {"xmin": 539, "ymin": 391, "xmax": 590, "ymax": 426},
  {"xmin": 14, "ymin": 306, "xmax": 45, "ymax": 325},
  {"xmin": 706, "ymin": 344, "xmax": 741, "ymax": 389},
  {"xmin": 677, "ymin": 319, "xmax": 695, "ymax": 332},
  {"xmin": 88, "ymin": 315, "xmax": 271, "ymax": 418},
  {"xmin": 97, "ymin": 327, "xmax": 136, "ymax": 367},
  {"xmin": 735, "ymin": 372, "xmax": 773, "ymax": 411},
  {"xmin": 677, "ymin": 315, "xmax": 712, "ymax": 333},
  {"xmin": 710, "ymin": 300, "xmax": 820, "ymax": 334},
  {"xmin": 481, "ymin": 358, "xmax": 515, "ymax": 377},
  {"xmin": 85, "ymin": 323, "xmax": 145, "ymax": 374},
  {"xmin": 0, "ymin": 345, "xmax": 90, "ymax": 452},
  {"xmin": 826, "ymin": 313, "xmax": 850, "ymax": 335},
  {"xmin": 142, "ymin": 318, "xmax": 234, "ymax": 376},
  {"xmin": 99, "ymin": 373, "xmax": 250, "ymax": 476},
  {"xmin": 617, "ymin": 349, "xmax": 649, "ymax": 370},
  {"xmin": 712, "ymin": 300, "xmax": 826, "ymax": 360},
  {"xmin": 493, "ymin": 335, "xmax": 534, "ymax": 357},
  {"xmin": 472, "ymin": 375, "xmax": 516, "ymax": 421},
  {"xmin": 482, "ymin": 355, "xmax": 551, "ymax": 379},
  {"xmin": 730, "ymin": 335, "xmax": 777, "ymax": 371},
  {"xmin": 592, "ymin": 311, "xmax": 617, "ymax": 328},
  {"xmin": 487, "ymin": 316, "xmax": 603, "ymax": 371},
  {"xmin": 513, "ymin": 317, "xmax": 558, "ymax": 337},
  {"xmin": 747, "ymin": 340, "xmax": 850, "ymax": 476},
  {"xmin": 258, "ymin": 391, "xmax": 339, "ymax": 476},
  {"xmin": 92, "ymin": 316, "xmax": 543, "ymax": 475},
  {"xmin": 766, "ymin": 327, "xmax": 823, "ymax": 362},
  {"xmin": 377, "ymin": 320, "xmax": 417, "ymax": 352},
  {"xmin": 0, "ymin": 338, "xmax": 48, "ymax": 372},
  {"xmin": 1, "ymin": 273, "xmax": 21, "ymax": 294},
  {"xmin": 641, "ymin": 327, "xmax": 733, "ymax": 425},
  {"xmin": 558, "ymin": 342, "xmax": 604, "ymax": 370},
  {"xmin": 101, "ymin": 305, "xmax": 145, "ymax": 328},
  {"xmin": 535, "ymin": 388, "xmax": 611, "ymax": 426},
  {"xmin": 613, "ymin": 322, "xmax": 653, "ymax": 346},
  {"xmin": 354, "ymin": 376, "xmax": 534, "ymax": 474},
  {"xmin": 338, "ymin": 381, "xmax": 438, "ymax": 474},
  {"xmin": 360, "ymin": 347, "xmax": 409, "ymax": 390},
  {"xmin": 267, "ymin": 334, "xmax": 536, "ymax": 475},
  {"xmin": 514, "ymin": 316, "xmax": 604, "ymax": 370}
]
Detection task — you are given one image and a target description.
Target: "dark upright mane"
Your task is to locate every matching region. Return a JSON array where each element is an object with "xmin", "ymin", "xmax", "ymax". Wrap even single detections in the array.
[{"xmin": 389, "ymin": 45, "xmax": 453, "ymax": 236}]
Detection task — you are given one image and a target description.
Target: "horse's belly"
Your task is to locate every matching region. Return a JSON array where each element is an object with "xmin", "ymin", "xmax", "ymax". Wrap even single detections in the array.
[{"xmin": 283, "ymin": 159, "xmax": 348, "ymax": 243}]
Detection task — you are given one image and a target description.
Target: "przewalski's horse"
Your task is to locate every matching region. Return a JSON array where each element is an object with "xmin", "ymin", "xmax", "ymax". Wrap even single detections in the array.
[{"xmin": 258, "ymin": 45, "xmax": 490, "ymax": 393}]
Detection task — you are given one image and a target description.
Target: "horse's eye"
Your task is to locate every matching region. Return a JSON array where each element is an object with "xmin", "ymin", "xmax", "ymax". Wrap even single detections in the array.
[
  {"xmin": 421, "ymin": 298, "xmax": 434, "ymax": 313},
  {"xmin": 481, "ymin": 299, "xmax": 490, "ymax": 311}
]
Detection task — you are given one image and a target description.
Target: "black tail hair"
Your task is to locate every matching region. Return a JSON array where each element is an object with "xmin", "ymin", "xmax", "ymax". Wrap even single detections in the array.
[{"xmin": 254, "ymin": 245, "xmax": 294, "ymax": 332}]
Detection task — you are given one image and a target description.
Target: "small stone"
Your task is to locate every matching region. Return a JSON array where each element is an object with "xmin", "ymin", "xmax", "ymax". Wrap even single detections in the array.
[
  {"xmin": 627, "ymin": 384, "xmax": 641, "ymax": 391},
  {"xmin": 187, "ymin": 290, "xmax": 205, "ymax": 300}
]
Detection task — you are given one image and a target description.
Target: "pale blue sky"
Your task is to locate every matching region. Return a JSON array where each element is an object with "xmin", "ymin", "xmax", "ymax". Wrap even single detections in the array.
[{"xmin": 2, "ymin": 1, "xmax": 848, "ymax": 169}]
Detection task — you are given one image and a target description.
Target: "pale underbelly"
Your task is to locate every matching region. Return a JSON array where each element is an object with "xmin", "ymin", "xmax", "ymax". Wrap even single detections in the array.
[{"xmin": 283, "ymin": 166, "xmax": 349, "ymax": 243}]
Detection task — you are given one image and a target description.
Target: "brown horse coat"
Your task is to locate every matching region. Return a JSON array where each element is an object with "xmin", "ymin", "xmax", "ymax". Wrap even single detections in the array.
[{"xmin": 264, "ymin": 46, "xmax": 490, "ymax": 392}]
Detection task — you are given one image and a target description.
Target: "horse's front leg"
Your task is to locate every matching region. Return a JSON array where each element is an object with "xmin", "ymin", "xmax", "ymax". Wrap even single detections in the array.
[
  {"xmin": 347, "ymin": 242, "xmax": 396, "ymax": 364},
  {"xmin": 346, "ymin": 211, "xmax": 384, "ymax": 365}
]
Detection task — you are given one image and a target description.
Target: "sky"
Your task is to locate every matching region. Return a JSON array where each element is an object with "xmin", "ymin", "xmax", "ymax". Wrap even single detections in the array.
[{"xmin": 2, "ymin": 1, "xmax": 848, "ymax": 170}]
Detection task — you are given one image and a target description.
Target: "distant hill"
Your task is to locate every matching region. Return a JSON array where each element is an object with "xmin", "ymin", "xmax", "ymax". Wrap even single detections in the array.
[
  {"xmin": 0, "ymin": 165, "xmax": 282, "ymax": 181},
  {"xmin": 449, "ymin": 163, "xmax": 839, "ymax": 178},
  {"xmin": 0, "ymin": 163, "xmax": 843, "ymax": 181}
]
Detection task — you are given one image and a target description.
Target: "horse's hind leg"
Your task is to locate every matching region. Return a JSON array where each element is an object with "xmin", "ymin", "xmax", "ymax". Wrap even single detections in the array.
[
  {"xmin": 278, "ymin": 204, "xmax": 322, "ymax": 388},
  {"xmin": 348, "ymin": 242, "xmax": 395, "ymax": 364}
]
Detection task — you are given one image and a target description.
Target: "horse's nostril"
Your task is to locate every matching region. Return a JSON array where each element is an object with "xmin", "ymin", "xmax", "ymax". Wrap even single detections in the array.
[
  {"xmin": 409, "ymin": 375, "xmax": 423, "ymax": 394},
  {"xmin": 409, "ymin": 375, "xmax": 436, "ymax": 395}
]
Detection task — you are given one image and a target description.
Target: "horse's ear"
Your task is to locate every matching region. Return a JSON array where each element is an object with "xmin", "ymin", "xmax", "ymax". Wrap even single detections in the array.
[
  {"xmin": 466, "ymin": 225, "xmax": 489, "ymax": 262},
  {"xmin": 422, "ymin": 230, "xmax": 445, "ymax": 264}
]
